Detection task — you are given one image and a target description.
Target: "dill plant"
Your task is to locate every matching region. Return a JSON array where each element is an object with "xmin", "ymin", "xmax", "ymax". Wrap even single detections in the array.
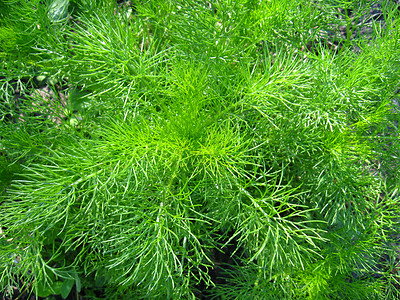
[{"xmin": 1, "ymin": 0, "xmax": 400, "ymax": 299}]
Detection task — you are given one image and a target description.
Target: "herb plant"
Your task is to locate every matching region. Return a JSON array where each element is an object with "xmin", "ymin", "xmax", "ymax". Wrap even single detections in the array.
[{"xmin": 1, "ymin": 0, "xmax": 400, "ymax": 299}]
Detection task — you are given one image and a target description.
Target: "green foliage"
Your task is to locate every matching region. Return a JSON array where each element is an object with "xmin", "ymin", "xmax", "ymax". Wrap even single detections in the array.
[{"xmin": 1, "ymin": 0, "xmax": 400, "ymax": 299}]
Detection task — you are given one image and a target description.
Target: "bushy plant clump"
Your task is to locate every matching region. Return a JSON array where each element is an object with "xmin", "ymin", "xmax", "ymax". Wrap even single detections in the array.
[{"xmin": 1, "ymin": 0, "xmax": 399, "ymax": 298}]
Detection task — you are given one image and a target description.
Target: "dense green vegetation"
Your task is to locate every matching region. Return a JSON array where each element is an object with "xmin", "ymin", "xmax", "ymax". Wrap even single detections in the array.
[{"xmin": 1, "ymin": 0, "xmax": 399, "ymax": 298}]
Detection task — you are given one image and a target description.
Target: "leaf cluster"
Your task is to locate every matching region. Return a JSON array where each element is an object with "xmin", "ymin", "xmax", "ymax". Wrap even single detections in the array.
[{"xmin": 1, "ymin": 0, "xmax": 400, "ymax": 299}]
